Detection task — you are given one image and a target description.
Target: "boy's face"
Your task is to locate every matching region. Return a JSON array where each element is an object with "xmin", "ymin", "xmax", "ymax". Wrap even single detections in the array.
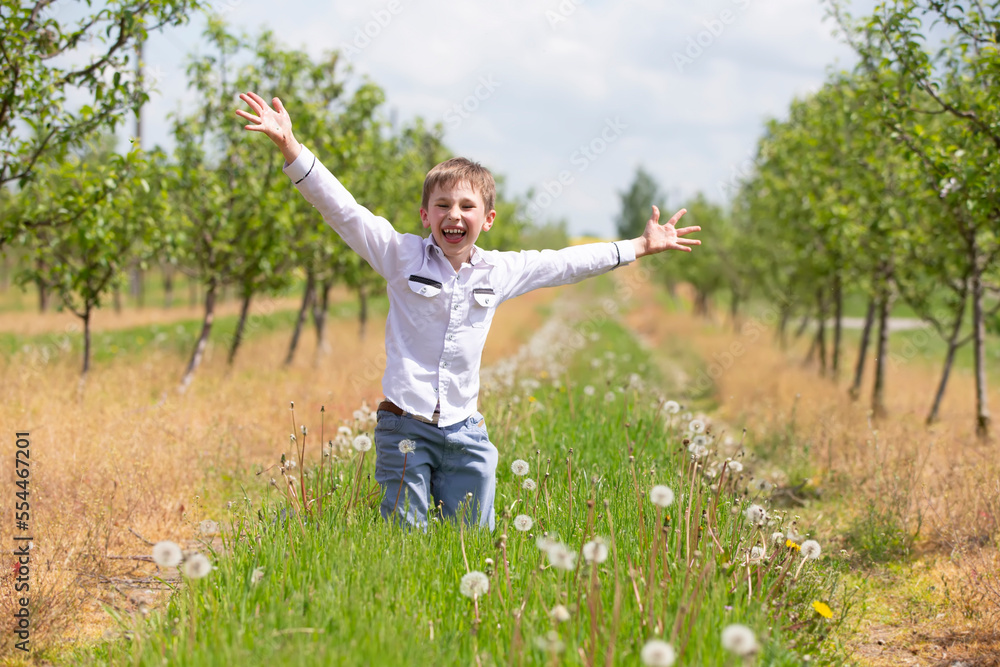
[{"xmin": 420, "ymin": 180, "xmax": 496, "ymax": 269}]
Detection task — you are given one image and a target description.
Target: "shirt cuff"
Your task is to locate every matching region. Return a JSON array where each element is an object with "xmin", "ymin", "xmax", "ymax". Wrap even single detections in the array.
[
  {"xmin": 612, "ymin": 240, "xmax": 637, "ymax": 267},
  {"xmin": 283, "ymin": 145, "xmax": 317, "ymax": 184}
]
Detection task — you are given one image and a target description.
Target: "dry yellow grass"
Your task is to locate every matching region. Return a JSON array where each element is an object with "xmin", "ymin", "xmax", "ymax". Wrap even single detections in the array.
[{"xmin": 0, "ymin": 286, "xmax": 553, "ymax": 660}]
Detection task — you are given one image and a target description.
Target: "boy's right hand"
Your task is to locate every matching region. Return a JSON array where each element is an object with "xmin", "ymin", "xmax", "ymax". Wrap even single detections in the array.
[{"xmin": 236, "ymin": 91, "xmax": 302, "ymax": 164}]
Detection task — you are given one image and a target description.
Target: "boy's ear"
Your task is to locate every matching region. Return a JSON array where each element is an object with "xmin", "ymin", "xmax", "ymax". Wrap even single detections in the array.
[
  {"xmin": 482, "ymin": 209, "xmax": 497, "ymax": 232},
  {"xmin": 419, "ymin": 207, "xmax": 430, "ymax": 229}
]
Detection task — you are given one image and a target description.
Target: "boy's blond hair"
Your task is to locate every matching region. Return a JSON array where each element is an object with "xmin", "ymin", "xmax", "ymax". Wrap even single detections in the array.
[{"xmin": 421, "ymin": 158, "xmax": 496, "ymax": 213}]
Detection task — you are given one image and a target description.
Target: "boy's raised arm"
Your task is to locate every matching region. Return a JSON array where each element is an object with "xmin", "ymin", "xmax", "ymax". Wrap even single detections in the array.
[{"xmin": 236, "ymin": 92, "xmax": 302, "ymax": 165}]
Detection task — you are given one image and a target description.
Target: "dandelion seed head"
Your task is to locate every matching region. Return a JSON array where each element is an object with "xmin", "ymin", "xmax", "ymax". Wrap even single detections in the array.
[
  {"xmin": 749, "ymin": 545, "xmax": 765, "ymax": 562},
  {"xmin": 547, "ymin": 543, "xmax": 577, "ymax": 571},
  {"xmin": 692, "ymin": 435, "xmax": 709, "ymax": 447},
  {"xmin": 198, "ymin": 520, "xmax": 219, "ymax": 536},
  {"xmin": 459, "ymin": 571, "xmax": 489, "ymax": 599},
  {"xmin": 522, "ymin": 477, "xmax": 537, "ymax": 491},
  {"xmin": 721, "ymin": 624, "xmax": 759, "ymax": 656},
  {"xmin": 728, "ymin": 460, "xmax": 744, "ymax": 474},
  {"xmin": 534, "ymin": 630, "xmax": 566, "ymax": 653},
  {"xmin": 513, "ymin": 514, "xmax": 534, "ymax": 532},
  {"xmin": 771, "ymin": 532, "xmax": 785, "ymax": 545},
  {"xmin": 251, "ymin": 567, "xmax": 265, "ymax": 585},
  {"xmin": 337, "ymin": 426, "xmax": 352, "ymax": 437},
  {"xmin": 663, "ymin": 400, "xmax": 680, "ymax": 414},
  {"xmin": 549, "ymin": 604, "xmax": 571, "ymax": 623},
  {"xmin": 649, "ymin": 485, "xmax": 675, "ymax": 508},
  {"xmin": 750, "ymin": 478, "xmax": 773, "ymax": 493},
  {"xmin": 640, "ymin": 639, "xmax": 677, "ymax": 666},
  {"xmin": 583, "ymin": 385, "xmax": 596, "ymax": 396},
  {"xmin": 582, "ymin": 537, "xmax": 609, "ymax": 564},
  {"xmin": 352, "ymin": 434, "xmax": 372, "ymax": 452},
  {"xmin": 692, "ymin": 445, "xmax": 709, "ymax": 459},
  {"xmin": 744, "ymin": 504, "xmax": 766, "ymax": 525},
  {"xmin": 181, "ymin": 553, "xmax": 213, "ymax": 579},
  {"xmin": 398, "ymin": 439, "xmax": 416, "ymax": 454},
  {"xmin": 801, "ymin": 540, "xmax": 822, "ymax": 559},
  {"xmin": 300, "ymin": 425, "xmax": 307, "ymax": 435},
  {"xmin": 152, "ymin": 541, "xmax": 182, "ymax": 568},
  {"xmin": 285, "ymin": 459, "xmax": 297, "ymax": 470},
  {"xmin": 688, "ymin": 419, "xmax": 706, "ymax": 434},
  {"xmin": 352, "ymin": 409, "xmax": 365, "ymax": 422},
  {"xmin": 511, "ymin": 459, "xmax": 530, "ymax": 476},
  {"xmin": 604, "ymin": 391, "xmax": 616, "ymax": 403}
]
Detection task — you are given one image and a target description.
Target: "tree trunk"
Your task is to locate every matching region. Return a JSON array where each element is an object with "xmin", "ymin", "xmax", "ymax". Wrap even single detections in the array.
[
  {"xmin": 81, "ymin": 306, "xmax": 92, "ymax": 377},
  {"xmin": 189, "ymin": 278, "xmax": 198, "ymax": 308},
  {"xmin": 285, "ymin": 271, "xmax": 316, "ymax": 367},
  {"xmin": 313, "ymin": 278, "xmax": 333, "ymax": 366},
  {"xmin": 36, "ymin": 257, "xmax": 48, "ymax": 312},
  {"xmin": 970, "ymin": 257, "xmax": 991, "ymax": 438},
  {"xmin": 871, "ymin": 287, "xmax": 893, "ymax": 419},
  {"xmin": 849, "ymin": 297, "xmax": 877, "ymax": 400},
  {"xmin": 130, "ymin": 266, "xmax": 144, "ymax": 308},
  {"xmin": 832, "ymin": 273, "xmax": 843, "ymax": 379},
  {"xmin": 777, "ymin": 302, "xmax": 792, "ymax": 350},
  {"xmin": 926, "ymin": 291, "xmax": 968, "ymax": 425},
  {"xmin": 113, "ymin": 286, "xmax": 122, "ymax": 313},
  {"xmin": 730, "ymin": 288, "xmax": 741, "ymax": 332},
  {"xmin": 227, "ymin": 289, "xmax": 253, "ymax": 366},
  {"xmin": 358, "ymin": 283, "xmax": 368, "ymax": 340},
  {"xmin": 814, "ymin": 287, "xmax": 827, "ymax": 377},
  {"xmin": 180, "ymin": 279, "xmax": 217, "ymax": 392},
  {"xmin": 794, "ymin": 312, "xmax": 811, "ymax": 340},
  {"xmin": 163, "ymin": 266, "xmax": 174, "ymax": 309}
]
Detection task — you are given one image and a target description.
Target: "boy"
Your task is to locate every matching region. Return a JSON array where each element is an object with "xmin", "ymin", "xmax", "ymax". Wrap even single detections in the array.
[{"xmin": 236, "ymin": 92, "xmax": 701, "ymax": 530}]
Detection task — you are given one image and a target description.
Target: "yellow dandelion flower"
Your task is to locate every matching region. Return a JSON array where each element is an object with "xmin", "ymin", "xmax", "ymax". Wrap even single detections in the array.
[
  {"xmin": 528, "ymin": 396, "xmax": 537, "ymax": 403},
  {"xmin": 812, "ymin": 601, "xmax": 833, "ymax": 619},
  {"xmin": 786, "ymin": 539, "xmax": 801, "ymax": 551}
]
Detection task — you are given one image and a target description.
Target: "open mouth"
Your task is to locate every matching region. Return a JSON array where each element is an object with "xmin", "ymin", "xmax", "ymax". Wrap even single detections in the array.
[{"xmin": 442, "ymin": 227, "xmax": 467, "ymax": 244}]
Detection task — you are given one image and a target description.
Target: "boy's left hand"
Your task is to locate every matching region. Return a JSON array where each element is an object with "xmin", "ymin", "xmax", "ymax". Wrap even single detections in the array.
[{"xmin": 632, "ymin": 206, "xmax": 700, "ymax": 258}]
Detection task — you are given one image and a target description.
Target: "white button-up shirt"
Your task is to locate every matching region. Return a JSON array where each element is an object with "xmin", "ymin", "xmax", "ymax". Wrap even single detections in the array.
[{"xmin": 285, "ymin": 146, "xmax": 636, "ymax": 426}]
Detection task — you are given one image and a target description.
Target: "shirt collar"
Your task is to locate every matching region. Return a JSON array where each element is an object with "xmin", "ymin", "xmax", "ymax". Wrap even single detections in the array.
[{"xmin": 423, "ymin": 235, "xmax": 496, "ymax": 268}]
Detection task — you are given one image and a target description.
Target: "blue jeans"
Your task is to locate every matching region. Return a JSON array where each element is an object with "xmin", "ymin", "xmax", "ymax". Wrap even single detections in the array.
[{"xmin": 374, "ymin": 409, "xmax": 498, "ymax": 530}]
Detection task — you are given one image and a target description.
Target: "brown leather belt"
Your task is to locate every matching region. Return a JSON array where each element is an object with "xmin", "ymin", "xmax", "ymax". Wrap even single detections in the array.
[{"xmin": 378, "ymin": 399, "xmax": 439, "ymax": 425}]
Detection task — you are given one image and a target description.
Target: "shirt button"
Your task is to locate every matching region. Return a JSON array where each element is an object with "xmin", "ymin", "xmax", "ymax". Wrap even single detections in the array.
[
  {"xmin": 447, "ymin": 334, "xmax": 455, "ymax": 341},
  {"xmin": 441, "ymin": 361, "xmax": 448, "ymax": 368},
  {"xmin": 453, "ymin": 304, "xmax": 460, "ymax": 311}
]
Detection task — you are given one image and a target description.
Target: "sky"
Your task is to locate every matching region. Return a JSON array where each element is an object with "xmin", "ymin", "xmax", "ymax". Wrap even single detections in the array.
[{"xmin": 132, "ymin": 0, "xmax": 863, "ymax": 238}]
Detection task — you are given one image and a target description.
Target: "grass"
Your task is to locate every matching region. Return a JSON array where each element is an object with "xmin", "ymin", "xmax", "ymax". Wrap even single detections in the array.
[{"xmin": 63, "ymin": 313, "xmax": 851, "ymax": 666}]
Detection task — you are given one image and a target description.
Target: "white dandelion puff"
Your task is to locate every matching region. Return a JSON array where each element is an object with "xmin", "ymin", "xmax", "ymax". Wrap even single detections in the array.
[
  {"xmin": 688, "ymin": 419, "xmax": 706, "ymax": 434},
  {"xmin": 522, "ymin": 478, "xmax": 537, "ymax": 491},
  {"xmin": 549, "ymin": 604, "xmax": 571, "ymax": 622},
  {"xmin": 582, "ymin": 537, "xmax": 609, "ymax": 564},
  {"xmin": 744, "ymin": 504, "xmax": 767, "ymax": 525},
  {"xmin": 662, "ymin": 400, "xmax": 680, "ymax": 414},
  {"xmin": 513, "ymin": 514, "xmax": 534, "ymax": 532},
  {"xmin": 771, "ymin": 532, "xmax": 785, "ymax": 545},
  {"xmin": 352, "ymin": 409, "xmax": 364, "ymax": 422},
  {"xmin": 750, "ymin": 478, "xmax": 773, "ymax": 493},
  {"xmin": 692, "ymin": 445, "xmax": 709, "ymax": 459},
  {"xmin": 583, "ymin": 385, "xmax": 596, "ymax": 396},
  {"xmin": 721, "ymin": 624, "xmax": 759, "ymax": 656},
  {"xmin": 691, "ymin": 434, "xmax": 709, "ymax": 447},
  {"xmin": 459, "ymin": 571, "xmax": 490, "ymax": 599},
  {"xmin": 337, "ymin": 426, "xmax": 352, "ymax": 437},
  {"xmin": 650, "ymin": 485, "xmax": 675, "ymax": 508},
  {"xmin": 152, "ymin": 541, "xmax": 182, "ymax": 568},
  {"xmin": 604, "ymin": 391, "xmax": 616, "ymax": 403},
  {"xmin": 801, "ymin": 540, "xmax": 822, "ymax": 559},
  {"xmin": 398, "ymin": 439, "xmax": 416, "ymax": 454},
  {"xmin": 251, "ymin": 567, "xmax": 265, "ymax": 585},
  {"xmin": 181, "ymin": 553, "xmax": 212, "ymax": 579},
  {"xmin": 640, "ymin": 639, "xmax": 677, "ymax": 666},
  {"xmin": 511, "ymin": 459, "xmax": 530, "ymax": 476},
  {"xmin": 352, "ymin": 434, "xmax": 372, "ymax": 452},
  {"xmin": 547, "ymin": 543, "xmax": 577, "ymax": 571},
  {"xmin": 284, "ymin": 459, "xmax": 297, "ymax": 470},
  {"xmin": 749, "ymin": 545, "xmax": 766, "ymax": 562},
  {"xmin": 727, "ymin": 460, "xmax": 744, "ymax": 474},
  {"xmin": 198, "ymin": 520, "xmax": 219, "ymax": 536}
]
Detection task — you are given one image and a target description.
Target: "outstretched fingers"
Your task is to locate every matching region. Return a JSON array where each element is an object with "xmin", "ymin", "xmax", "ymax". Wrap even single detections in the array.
[{"xmin": 675, "ymin": 225, "xmax": 701, "ymax": 236}]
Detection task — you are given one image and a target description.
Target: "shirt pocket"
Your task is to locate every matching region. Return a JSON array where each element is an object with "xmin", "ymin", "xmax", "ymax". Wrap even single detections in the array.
[
  {"xmin": 406, "ymin": 275, "xmax": 443, "ymax": 326},
  {"xmin": 469, "ymin": 287, "xmax": 498, "ymax": 328}
]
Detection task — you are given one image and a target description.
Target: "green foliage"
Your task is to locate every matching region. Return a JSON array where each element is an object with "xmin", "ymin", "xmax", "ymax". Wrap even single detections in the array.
[
  {"xmin": 0, "ymin": 0, "xmax": 201, "ymax": 201},
  {"xmin": 615, "ymin": 166, "xmax": 665, "ymax": 240}
]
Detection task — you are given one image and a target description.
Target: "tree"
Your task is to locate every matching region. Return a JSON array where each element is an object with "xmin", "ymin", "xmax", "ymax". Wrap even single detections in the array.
[
  {"xmin": 0, "ymin": 0, "xmax": 200, "ymax": 242},
  {"xmin": 615, "ymin": 166, "xmax": 665, "ymax": 240}
]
